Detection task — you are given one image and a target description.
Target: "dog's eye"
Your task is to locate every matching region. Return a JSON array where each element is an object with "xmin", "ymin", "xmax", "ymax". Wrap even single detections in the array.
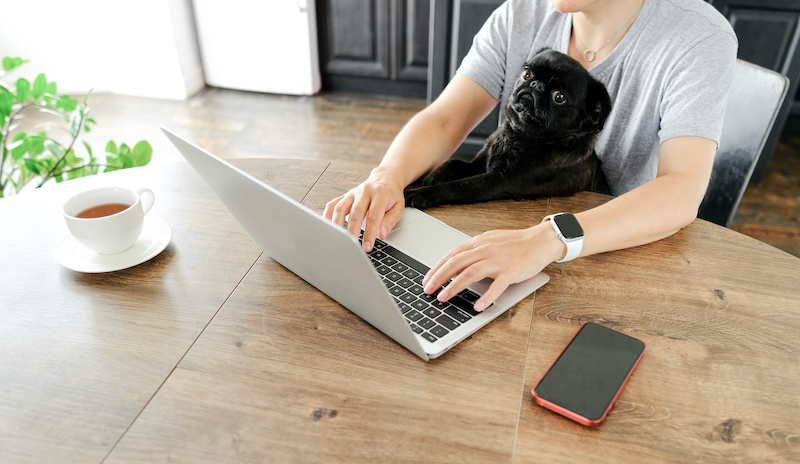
[
  {"xmin": 552, "ymin": 91, "xmax": 566, "ymax": 105},
  {"xmin": 522, "ymin": 69, "xmax": 533, "ymax": 81}
]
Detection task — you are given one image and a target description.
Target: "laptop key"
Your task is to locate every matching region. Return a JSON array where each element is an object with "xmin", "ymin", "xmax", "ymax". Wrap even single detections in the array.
[
  {"xmin": 461, "ymin": 290, "xmax": 481, "ymax": 303},
  {"xmin": 403, "ymin": 269, "xmax": 420, "ymax": 280},
  {"xmin": 419, "ymin": 317, "xmax": 436, "ymax": 330},
  {"xmin": 436, "ymin": 314, "xmax": 460, "ymax": 330},
  {"xmin": 449, "ymin": 295, "xmax": 481, "ymax": 316},
  {"xmin": 370, "ymin": 250, "xmax": 388, "ymax": 260},
  {"xmin": 444, "ymin": 307, "xmax": 472, "ymax": 324},
  {"xmin": 423, "ymin": 307, "xmax": 441, "ymax": 319},
  {"xmin": 392, "ymin": 262, "xmax": 409, "ymax": 273},
  {"xmin": 389, "ymin": 286, "xmax": 405, "ymax": 297},
  {"xmin": 411, "ymin": 300, "xmax": 428, "ymax": 311},
  {"xmin": 430, "ymin": 325, "xmax": 449, "ymax": 338},
  {"xmin": 421, "ymin": 332, "xmax": 438, "ymax": 343},
  {"xmin": 420, "ymin": 292, "xmax": 437, "ymax": 302}
]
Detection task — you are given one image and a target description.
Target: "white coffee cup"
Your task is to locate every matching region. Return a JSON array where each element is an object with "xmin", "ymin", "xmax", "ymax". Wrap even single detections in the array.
[{"xmin": 63, "ymin": 186, "xmax": 155, "ymax": 254}]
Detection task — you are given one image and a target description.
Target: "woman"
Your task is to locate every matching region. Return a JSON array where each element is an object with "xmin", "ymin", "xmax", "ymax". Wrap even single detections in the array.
[{"xmin": 324, "ymin": 0, "xmax": 737, "ymax": 312}]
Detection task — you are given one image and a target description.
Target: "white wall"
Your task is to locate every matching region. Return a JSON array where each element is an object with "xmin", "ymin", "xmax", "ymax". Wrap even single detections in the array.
[{"xmin": 0, "ymin": 0, "xmax": 204, "ymax": 99}]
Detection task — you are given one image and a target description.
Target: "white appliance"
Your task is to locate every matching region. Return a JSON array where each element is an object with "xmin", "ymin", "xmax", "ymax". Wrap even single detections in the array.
[{"xmin": 192, "ymin": 0, "xmax": 321, "ymax": 95}]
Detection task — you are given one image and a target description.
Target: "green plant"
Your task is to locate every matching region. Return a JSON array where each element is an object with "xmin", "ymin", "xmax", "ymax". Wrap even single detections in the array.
[{"xmin": 0, "ymin": 56, "xmax": 152, "ymax": 198}]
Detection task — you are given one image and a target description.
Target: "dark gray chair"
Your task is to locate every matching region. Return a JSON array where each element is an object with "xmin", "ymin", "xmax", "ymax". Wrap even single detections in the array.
[{"xmin": 698, "ymin": 59, "xmax": 789, "ymax": 227}]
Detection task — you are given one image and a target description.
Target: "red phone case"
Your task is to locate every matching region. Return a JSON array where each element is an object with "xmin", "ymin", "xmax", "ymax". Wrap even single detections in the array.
[{"xmin": 531, "ymin": 323, "xmax": 645, "ymax": 427}]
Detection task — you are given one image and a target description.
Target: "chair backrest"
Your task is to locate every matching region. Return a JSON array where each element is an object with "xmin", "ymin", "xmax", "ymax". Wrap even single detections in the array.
[{"xmin": 698, "ymin": 60, "xmax": 789, "ymax": 227}]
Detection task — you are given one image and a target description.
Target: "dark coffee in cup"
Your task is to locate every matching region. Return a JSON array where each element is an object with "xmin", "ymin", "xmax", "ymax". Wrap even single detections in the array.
[{"xmin": 75, "ymin": 203, "xmax": 131, "ymax": 219}]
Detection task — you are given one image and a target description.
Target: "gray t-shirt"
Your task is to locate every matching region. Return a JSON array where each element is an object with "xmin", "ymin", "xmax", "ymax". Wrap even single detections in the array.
[{"xmin": 457, "ymin": 0, "xmax": 738, "ymax": 195}]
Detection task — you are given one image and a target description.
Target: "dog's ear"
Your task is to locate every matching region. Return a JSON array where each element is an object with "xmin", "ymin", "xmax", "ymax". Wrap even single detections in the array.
[{"xmin": 585, "ymin": 77, "xmax": 612, "ymax": 131}]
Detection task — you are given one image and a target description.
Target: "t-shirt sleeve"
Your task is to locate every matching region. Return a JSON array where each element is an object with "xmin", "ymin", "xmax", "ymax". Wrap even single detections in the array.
[
  {"xmin": 658, "ymin": 31, "xmax": 738, "ymax": 146},
  {"xmin": 455, "ymin": 2, "xmax": 510, "ymax": 100}
]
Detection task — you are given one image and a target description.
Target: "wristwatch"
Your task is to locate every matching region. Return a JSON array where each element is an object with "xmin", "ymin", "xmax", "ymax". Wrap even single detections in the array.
[{"xmin": 542, "ymin": 213, "xmax": 584, "ymax": 263}]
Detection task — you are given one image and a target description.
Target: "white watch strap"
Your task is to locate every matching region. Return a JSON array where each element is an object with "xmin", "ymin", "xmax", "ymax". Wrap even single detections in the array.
[{"xmin": 543, "ymin": 214, "xmax": 583, "ymax": 263}]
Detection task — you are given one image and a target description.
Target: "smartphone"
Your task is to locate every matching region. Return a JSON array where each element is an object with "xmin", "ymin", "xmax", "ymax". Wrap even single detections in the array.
[{"xmin": 532, "ymin": 323, "xmax": 645, "ymax": 427}]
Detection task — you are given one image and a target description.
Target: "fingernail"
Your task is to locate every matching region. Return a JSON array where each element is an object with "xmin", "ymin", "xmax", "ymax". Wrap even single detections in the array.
[
  {"xmin": 438, "ymin": 290, "xmax": 449, "ymax": 301},
  {"xmin": 364, "ymin": 241, "xmax": 372, "ymax": 252},
  {"xmin": 474, "ymin": 301, "xmax": 486, "ymax": 312}
]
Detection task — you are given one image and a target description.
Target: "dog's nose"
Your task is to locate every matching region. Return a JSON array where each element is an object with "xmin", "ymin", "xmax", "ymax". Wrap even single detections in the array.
[{"xmin": 531, "ymin": 80, "xmax": 545, "ymax": 92}]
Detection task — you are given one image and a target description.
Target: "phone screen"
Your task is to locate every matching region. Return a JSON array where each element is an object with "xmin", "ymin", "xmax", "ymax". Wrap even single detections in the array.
[{"xmin": 532, "ymin": 323, "xmax": 645, "ymax": 426}]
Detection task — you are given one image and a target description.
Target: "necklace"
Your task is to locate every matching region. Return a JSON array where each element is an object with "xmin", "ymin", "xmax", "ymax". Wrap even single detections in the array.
[{"xmin": 572, "ymin": 4, "xmax": 643, "ymax": 62}]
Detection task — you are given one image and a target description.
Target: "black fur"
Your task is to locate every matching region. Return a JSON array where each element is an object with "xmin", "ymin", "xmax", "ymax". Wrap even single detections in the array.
[{"xmin": 404, "ymin": 49, "xmax": 612, "ymax": 209}]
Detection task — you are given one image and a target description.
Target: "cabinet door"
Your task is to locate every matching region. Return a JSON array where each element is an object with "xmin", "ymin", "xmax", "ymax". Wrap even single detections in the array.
[
  {"xmin": 317, "ymin": 0, "xmax": 429, "ymax": 97},
  {"xmin": 429, "ymin": 0, "xmax": 504, "ymax": 156},
  {"xmin": 394, "ymin": 0, "xmax": 430, "ymax": 81},
  {"xmin": 319, "ymin": 0, "xmax": 391, "ymax": 78}
]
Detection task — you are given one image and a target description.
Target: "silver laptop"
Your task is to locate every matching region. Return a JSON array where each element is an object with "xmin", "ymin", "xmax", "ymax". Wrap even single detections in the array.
[{"xmin": 162, "ymin": 128, "xmax": 549, "ymax": 360}]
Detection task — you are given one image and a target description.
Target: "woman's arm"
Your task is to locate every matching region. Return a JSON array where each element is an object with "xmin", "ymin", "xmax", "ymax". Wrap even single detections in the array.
[
  {"xmin": 578, "ymin": 136, "xmax": 716, "ymax": 254},
  {"xmin": 324, "ymin": 74, "xmax": 499, "ymax": 252},
  {"xmin": 423, "ymin": 135, "xmax": 717, "ymax": 311}
]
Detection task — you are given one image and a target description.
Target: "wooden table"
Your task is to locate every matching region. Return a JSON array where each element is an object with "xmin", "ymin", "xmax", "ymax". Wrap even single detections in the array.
[{"xmin": 1, "ymin": 159, "xmax": 798, "ymax": 463}]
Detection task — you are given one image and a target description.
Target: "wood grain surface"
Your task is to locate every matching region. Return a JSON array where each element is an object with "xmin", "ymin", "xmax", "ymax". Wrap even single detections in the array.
[
  {"xmin": 2, "ymin": 159, "xmax": 799, "ymax": 463},
  {"xmin": 0, "ymin": 159, "xmax": 328, "ymax": 463}
]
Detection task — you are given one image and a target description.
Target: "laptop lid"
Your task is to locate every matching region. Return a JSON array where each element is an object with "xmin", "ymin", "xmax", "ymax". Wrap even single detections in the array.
[
  {"xmin": 162, "ymin": 128, "xmax": 549, "ymax": 360},
  {"xmin": 162, "ymin": 127, "xmax": 433, "ymax": 359}
]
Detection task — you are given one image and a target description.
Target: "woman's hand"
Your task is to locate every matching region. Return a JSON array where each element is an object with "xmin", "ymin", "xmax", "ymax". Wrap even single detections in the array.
[
  {"xmin": 423, "ymin": 224, "xmax": 566, "ymax": 311},
  {"xmin": 323, "ymin": 168, "xmax": 406, "ymax": 252}
]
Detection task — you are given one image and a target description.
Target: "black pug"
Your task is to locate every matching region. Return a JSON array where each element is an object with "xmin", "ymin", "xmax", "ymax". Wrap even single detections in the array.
[{"xmin": 404, "ymin": 48, "xmax": 612, "ymax": 209}]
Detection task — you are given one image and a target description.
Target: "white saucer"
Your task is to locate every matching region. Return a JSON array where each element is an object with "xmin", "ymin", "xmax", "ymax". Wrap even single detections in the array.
[{"xmin": 54, "ymin": 217, "xmax": 172, "ymax": 273}]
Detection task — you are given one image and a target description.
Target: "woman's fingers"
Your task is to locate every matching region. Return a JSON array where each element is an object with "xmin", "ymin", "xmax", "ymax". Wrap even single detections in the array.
[
  {"xmin": 323, "ymin": 178, "xmax": 406, "ymax": 252},
  {"xmin": 422, "ymin": 227, "xmax": 551, "ymax": 311}
]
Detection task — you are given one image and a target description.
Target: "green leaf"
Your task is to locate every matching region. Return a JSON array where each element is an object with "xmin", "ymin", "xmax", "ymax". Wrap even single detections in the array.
[
  {"xmin": 82, "ymin": 140, "xmax": 93, "ymax": 157},
  {"xmin": 54, "ymin": 95, "xmax": 78, "ymax": 112},
  {"xmin": 15, "ymin": 78, "xmax": 30, "ymax": 102},
  {"xmin": 44, "ymin": 139, "xmax": 63, "ymax": 157},
  {"xmin": 132, "ymin": 141, "xmax": 152, "ymax": 166},
  {"xmin": 8, "ymin": 134, "xmax": 27, "ymax": 160},
  {"xmin": 105, "ymin": 140, "xmax": 118, "ymax": 155},
  {"xmin": 27, "ymin": 134, "xmax": 45, "ymax": 156},
  {"xmin": 2, "ymin": 57, "xmax": 28, "ymax": 72},
  {"xmin": 31, "ymin": 73, "xmax": 47, "ymax": 99},
  {"xmin": 23, "ymin": 158, "xmax": 42, "ymax": 175},
  {"xmin": 63, "ymin": 148, "xmax": 80, "ymax": 167},
  {"xmin": 0, "ymin": 90, "xmax": 13, "ymax": 127}
]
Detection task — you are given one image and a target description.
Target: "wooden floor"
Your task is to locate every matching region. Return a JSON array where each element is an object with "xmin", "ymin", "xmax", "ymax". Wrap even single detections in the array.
[{"xmin": 78, "ymin": 87, "xmax": 800, "ymax": 257}]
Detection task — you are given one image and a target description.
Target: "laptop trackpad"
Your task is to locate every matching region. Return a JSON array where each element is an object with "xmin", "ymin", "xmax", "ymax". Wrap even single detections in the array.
[{"xmin": 385, "ymin": 213, "xmax": 469, "ymax": 267}]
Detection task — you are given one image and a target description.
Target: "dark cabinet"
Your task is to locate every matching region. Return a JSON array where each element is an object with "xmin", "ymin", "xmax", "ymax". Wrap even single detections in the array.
[
  {"xmin": 429, "ymin": 0, "xmax": 504, "ymax": 157},
  {"xmin": 707, "ymin": 0, "xmax": 800, "ymax": 180},
  {"xmin": 428, "ymin": 0, "xmax": 800, "ymax": 177},
  {"xmin": 316, "ymin": 0, "xmax": 430, "ymax": 98}
]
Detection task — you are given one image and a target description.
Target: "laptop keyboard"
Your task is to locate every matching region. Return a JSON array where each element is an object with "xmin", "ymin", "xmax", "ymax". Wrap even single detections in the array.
[{"xmin": 361, "ymin": 235, "xmax": 483, "ymax": 344}]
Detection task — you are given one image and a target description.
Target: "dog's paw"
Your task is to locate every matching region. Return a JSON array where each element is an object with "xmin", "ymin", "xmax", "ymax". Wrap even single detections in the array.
[{"xmin": 403, "ymin": 188, "xmax": 431, "ymax": 209}]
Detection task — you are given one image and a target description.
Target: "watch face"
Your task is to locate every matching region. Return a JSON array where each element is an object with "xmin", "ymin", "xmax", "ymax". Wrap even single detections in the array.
[{"xmin": 554, "ymin": 213, "xmax": 584, "ymax": 240}]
